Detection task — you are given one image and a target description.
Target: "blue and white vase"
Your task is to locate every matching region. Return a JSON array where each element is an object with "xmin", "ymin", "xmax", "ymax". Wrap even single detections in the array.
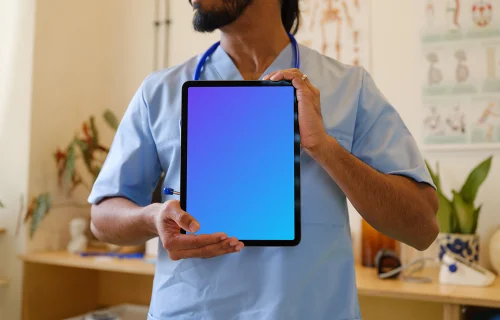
[{"xmin": 437, "ymin": 233, "xmax": 480, "ymax": 264}]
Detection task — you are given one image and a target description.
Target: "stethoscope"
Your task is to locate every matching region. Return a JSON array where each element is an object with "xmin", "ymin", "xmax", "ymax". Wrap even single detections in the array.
[{"xmin": 168, "ymin": 33, "xmax": 302, "ymax": 197}]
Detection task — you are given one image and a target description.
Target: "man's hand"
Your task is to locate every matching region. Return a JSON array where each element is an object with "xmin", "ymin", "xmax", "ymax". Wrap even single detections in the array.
[
  {"xmin": 263, "ymin": 69, "xmax": 439, "ymax": 251},
  {"xmin": 263, "ymin": 68, "xmax": 328, "ymax": 153},
  {"xmin": 155, "ymin": 200, "xmax": 244, "ymax": 261}
]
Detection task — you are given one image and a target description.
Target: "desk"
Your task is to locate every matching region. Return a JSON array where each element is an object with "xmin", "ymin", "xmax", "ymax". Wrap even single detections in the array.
[
  {"xmin": 0, "ymin": 277, "xmax": 8, "ymax": 288},
  {"xmin": 0, "ymin": 228, "xmax": 7, "ymax": 288},
  {"xmin": 20, "ymin": 251, "xmax": 500, "ymax": 320}
]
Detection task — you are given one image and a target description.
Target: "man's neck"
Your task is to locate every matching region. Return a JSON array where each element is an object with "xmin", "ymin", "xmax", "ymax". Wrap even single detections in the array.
[{"xmin": 219, "ymin": 4, "xmax": 290, "ymax": 80}]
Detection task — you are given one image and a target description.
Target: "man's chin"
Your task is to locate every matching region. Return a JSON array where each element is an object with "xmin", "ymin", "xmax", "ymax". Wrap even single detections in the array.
[
  {"xmin": 193, "ymin": 21, "xmax": 220, "ymax": 33},
  {"xmin": 193, "ymin": 13, "xmax": 228, "ymax": 32}
]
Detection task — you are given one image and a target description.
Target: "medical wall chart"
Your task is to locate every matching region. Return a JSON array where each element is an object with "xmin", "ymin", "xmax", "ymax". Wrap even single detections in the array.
[
  {"xmin": 421, "ymin": 0, "xmax": 500, "ymax": 149},
  {"xmin": 295, "ymin": 0, "xmax": 371, "ymax": 69}
]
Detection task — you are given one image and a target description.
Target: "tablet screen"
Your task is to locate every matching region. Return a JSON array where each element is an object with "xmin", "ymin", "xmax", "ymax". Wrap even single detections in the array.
[{"xmin": 182, "ymin": 83, "xmax": 299, "ymax": 244}]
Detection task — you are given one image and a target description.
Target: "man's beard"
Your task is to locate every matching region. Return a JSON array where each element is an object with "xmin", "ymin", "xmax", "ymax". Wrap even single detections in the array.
[{"xmin": 192, "ymin": 0, "xmax": 253, "ymax": 32}]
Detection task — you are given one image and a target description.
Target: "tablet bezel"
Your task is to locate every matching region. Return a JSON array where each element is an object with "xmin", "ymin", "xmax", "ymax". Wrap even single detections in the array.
[{"xmin": 180, "ymin": 80, "xmax": 301, "ymax": 246}]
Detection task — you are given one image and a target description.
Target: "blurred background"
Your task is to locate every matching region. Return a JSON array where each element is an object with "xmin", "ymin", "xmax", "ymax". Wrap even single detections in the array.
[{"xmin": 1, "ymin": 0, "xmax": 500, "ymax": 319}]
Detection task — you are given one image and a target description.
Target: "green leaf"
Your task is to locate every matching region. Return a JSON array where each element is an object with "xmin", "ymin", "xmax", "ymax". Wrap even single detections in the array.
[
  {"xmin": 451, "ymin": 209, "xmax": 460, "ymax": 234},
  {"xmin": 460, "ymin": 156, "xmax": 492, "ymax": 204},
  {"xmin": 103, "ymin": 110, "xmax": 119, "ymax": 131},
  {"xmin": 75, "ymin": 139, "xmax": 93, "ymax": 176},
  {"xmin": 471, "ymin": 205, "xmax": 482, "ymax": 234},
  {"xmin": 63, "ymin": 142, "xmax": 77, "ymax": 191},
  {"xmin": 452, "ymin": 191, "xmax": 476, "ymax": 234},
  {"xmin": 89, "ymin": 116, "xmax": 99, "ymax": 147},
  {"xmin": 93, "ymin": 165, "xmax": 101, "ymax": 182},
  {"xmin": 30, "ymin": 193, "xmax": 52, "ymax": 239},
  {"xmin": 425, "ymin": 160, "xmax": 441, "ymax": 190},
  {"xmin": 436, "ymin": 190, "xmax": 453, "ymax": 233}
]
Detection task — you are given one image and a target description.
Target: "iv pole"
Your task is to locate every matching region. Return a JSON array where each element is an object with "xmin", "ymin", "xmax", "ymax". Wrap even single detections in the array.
[
  {"xmin": 164, "ymin": 0, "xmax": 171, "ymax": 68},
  {"xmin": 151, "ymin": 0, "xmax": 170, "ymax": 203},
  {"xmin": 153, "ymin": 0, "xmax": 171, "ymax": 71}
]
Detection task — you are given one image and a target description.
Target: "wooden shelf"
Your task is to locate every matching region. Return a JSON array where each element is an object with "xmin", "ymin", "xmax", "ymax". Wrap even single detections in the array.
[
  {"xmin": 355, "ymin": 265, "xmax": 500, "ymax": 309},
  {"xmin": 19, "ymin": 251, "xmax": 500, "ymax": 309},
  {"xmin": 20, "ymin": 251, "xmax": 155, "ymax": 276}
]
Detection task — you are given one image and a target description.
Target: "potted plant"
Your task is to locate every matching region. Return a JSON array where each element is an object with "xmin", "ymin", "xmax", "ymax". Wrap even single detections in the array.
[
  {"xmin": 23, "ymin": 110, "xmax": 119, "ymax": 239},
  {"xmin": 425, "ymin": 156, "xmax": 492, "ymax": 264}
]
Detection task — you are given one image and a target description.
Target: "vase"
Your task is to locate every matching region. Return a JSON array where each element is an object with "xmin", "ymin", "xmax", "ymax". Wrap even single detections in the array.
[
  {"xmin": 361, "ymin": 219, "xmax": 400, "ymax": 267},
  {"xmin": 489, "ymin": 227, "xmax": 500, "ymax": 274},
  {"xmin": 437, "ymin": 233, "xmax": 480, "ymax": 264}
]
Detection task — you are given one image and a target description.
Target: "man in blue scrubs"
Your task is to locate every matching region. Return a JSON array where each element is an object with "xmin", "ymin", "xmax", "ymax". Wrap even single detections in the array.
[{"xmin": 88, "ymin": 0, "xmax": 439, "ymax": 319}]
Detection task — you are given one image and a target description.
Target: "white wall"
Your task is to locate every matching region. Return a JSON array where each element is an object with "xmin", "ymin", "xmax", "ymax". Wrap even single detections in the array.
[
  {"xmin": 166, "ymin": 0, "xmax": 500, "ymax": 268},
  {"xmin": 27, "ymin": 0, "xmax": 156, "ymax": 252},
  {"xmin": 167, "ymin": 1, "xmax": 219, "ymax": 66},
  {"xmin": 1, "ymin": 1, "xmax": 156, "ymax": 318},
  {"xmin": 0, "ymin": 0, "xmax": 36, "ymax": 319},
  {"xmin": 370, "ymin": 0, "xmax": 500, "ymax": 268}
]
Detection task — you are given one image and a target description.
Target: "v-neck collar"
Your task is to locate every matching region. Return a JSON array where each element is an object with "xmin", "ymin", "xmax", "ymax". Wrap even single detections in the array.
[{"xmin": 207, "ymin": 42, "xmax": 295, "ymax": 80}]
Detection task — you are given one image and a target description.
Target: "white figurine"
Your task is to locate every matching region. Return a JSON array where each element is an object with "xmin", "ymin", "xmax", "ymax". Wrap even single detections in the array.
[
  {"xmin": 67, "ymin": 217, "xmax": 88, "ymax": 253},
  {"xmin": 490, "ymin": 227, "xmax": 500, "ymax": 274}
]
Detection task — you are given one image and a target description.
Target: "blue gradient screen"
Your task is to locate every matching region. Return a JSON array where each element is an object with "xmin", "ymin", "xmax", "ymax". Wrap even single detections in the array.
[{"xmin": 185, "ymin": 85, "xmax": 296, "ymax": 240}]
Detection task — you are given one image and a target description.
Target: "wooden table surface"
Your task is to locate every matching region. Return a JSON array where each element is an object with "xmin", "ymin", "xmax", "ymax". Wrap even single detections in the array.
[
  {"xmin": 0, "ymin": 277, "xmax": 8, "ymax": 288},
  {"xmin": 20, "ymin": 251, "xmax": 156, "ymax": 276},
  {"xmin": 355, "ymin": 264, "xmax": 500, "ymax": 308},
  {"xmin": 20, "ymin": 251, "xmax": 500, "ymax": 309}
]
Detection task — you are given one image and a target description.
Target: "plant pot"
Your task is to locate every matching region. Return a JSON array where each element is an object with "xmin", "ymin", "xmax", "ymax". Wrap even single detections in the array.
[{"xmin": 437, "ymin": 233, "xmax": 480, "ymax": 264}]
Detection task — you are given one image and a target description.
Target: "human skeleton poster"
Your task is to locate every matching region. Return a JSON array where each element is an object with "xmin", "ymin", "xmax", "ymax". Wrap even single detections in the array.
[{"xmin": 295, "ymin": 0, "xmax": 371, "ymax": 69}]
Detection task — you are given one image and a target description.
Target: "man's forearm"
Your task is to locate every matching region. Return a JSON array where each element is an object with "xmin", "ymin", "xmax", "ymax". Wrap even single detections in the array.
[
  {"xmin": 308, "ymin": 136, "xmax": 439, "ymax": 250},
  {"xmin": 90, "ymin": 197, "xmax": 159, "ymax": 246}
]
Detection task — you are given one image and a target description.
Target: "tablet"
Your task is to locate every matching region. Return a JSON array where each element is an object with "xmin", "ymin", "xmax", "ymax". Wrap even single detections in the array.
[{"xmin": 180, "ymin": 80, "xmax": 301, "ymax": 246}]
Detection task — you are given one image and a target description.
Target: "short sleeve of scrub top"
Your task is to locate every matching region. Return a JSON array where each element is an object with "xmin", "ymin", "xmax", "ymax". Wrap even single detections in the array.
[
  {"xmin": 351, "ymin": 68, "xmax": 436, "ymax": 189},
  {"xmin": 88, "ymin": 80, "xmax": 162, "ymax": 206}
]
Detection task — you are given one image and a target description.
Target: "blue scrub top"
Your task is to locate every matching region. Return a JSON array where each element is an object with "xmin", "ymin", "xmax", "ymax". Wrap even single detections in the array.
[{"xmin": 88, "ymin": 43, "xmax": 434, "ymax": 320}]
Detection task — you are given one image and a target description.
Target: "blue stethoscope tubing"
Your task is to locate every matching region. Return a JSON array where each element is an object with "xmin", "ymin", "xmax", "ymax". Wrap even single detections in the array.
[{"xmin": 193, "ymin": 32, "xmax": 301, "ymax": 81}]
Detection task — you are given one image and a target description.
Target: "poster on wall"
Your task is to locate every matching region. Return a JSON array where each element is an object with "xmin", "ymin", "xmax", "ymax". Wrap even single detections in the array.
[
  {"xmin": 421, "ymin": 0, "xmax": 500, "ymax": 150},
  {"xmin": 295, "ymin": 0, "xmax": 371, "ymax": 69}
]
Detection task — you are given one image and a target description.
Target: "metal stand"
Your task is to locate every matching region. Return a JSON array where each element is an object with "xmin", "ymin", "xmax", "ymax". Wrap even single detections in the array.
[{"xmin": 153, "ymin": 0, "xmax": 171, "ymax": 71}]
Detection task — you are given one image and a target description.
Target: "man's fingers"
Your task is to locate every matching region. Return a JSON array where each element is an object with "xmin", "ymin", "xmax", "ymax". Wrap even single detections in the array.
[
  {"xmin": 169, "ymin": 238, "xmax": 244, "ymax": 260},
  {"xmin": 166, "ymin": 233, "xmax": 228, "ymax": 251},
  {"xmin": 262, "ymin": 71, "xmax": 280, "ymax": 80},
  {"xmin": 265, "ymin": 69, "xmax": 319, "ymax": 94},
  {"xmin": 163, "ymin": 200, "xmax": 200, "ymax": 233},
  {"xmin": 268, "ymin": 70, "xmax": 311, "ymax": 92}
]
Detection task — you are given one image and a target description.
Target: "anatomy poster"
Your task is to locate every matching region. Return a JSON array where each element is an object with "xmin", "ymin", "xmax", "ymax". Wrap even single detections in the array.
[
  {"xmin": 295, "ymin": 0, "xmax": 371, "ymax": 68},
  {"xmin": 421, "ymin": 0, "xmax": 500, "ymax": 148}
]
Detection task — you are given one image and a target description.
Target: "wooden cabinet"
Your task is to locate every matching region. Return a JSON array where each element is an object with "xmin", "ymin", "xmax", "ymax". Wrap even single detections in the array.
[{"xmin": 20, "ymin": 251, "xmax": 500, "ymax": 320}]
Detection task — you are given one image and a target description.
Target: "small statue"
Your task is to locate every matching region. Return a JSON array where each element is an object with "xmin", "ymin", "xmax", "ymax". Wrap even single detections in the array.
[{"xmin": 67, "ymin": 218, "xmax": 88, "ymax": 253}]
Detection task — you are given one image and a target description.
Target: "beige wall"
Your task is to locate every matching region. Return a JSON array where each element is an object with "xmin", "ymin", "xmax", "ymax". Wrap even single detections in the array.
[
  {"xmin": 167, "ymin": 2, "xmax": 219, "ymax": 66},
  {"xmin": 27, "ymin": 0, "xmax": 156, "ymax": 252},
  {"xmin": 369, "ymin": 0, "xmax": 500, "ymax": 269},
  {"xmin": 0, "ymin": 0, "xmax": 36, "ymax": 318}
]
